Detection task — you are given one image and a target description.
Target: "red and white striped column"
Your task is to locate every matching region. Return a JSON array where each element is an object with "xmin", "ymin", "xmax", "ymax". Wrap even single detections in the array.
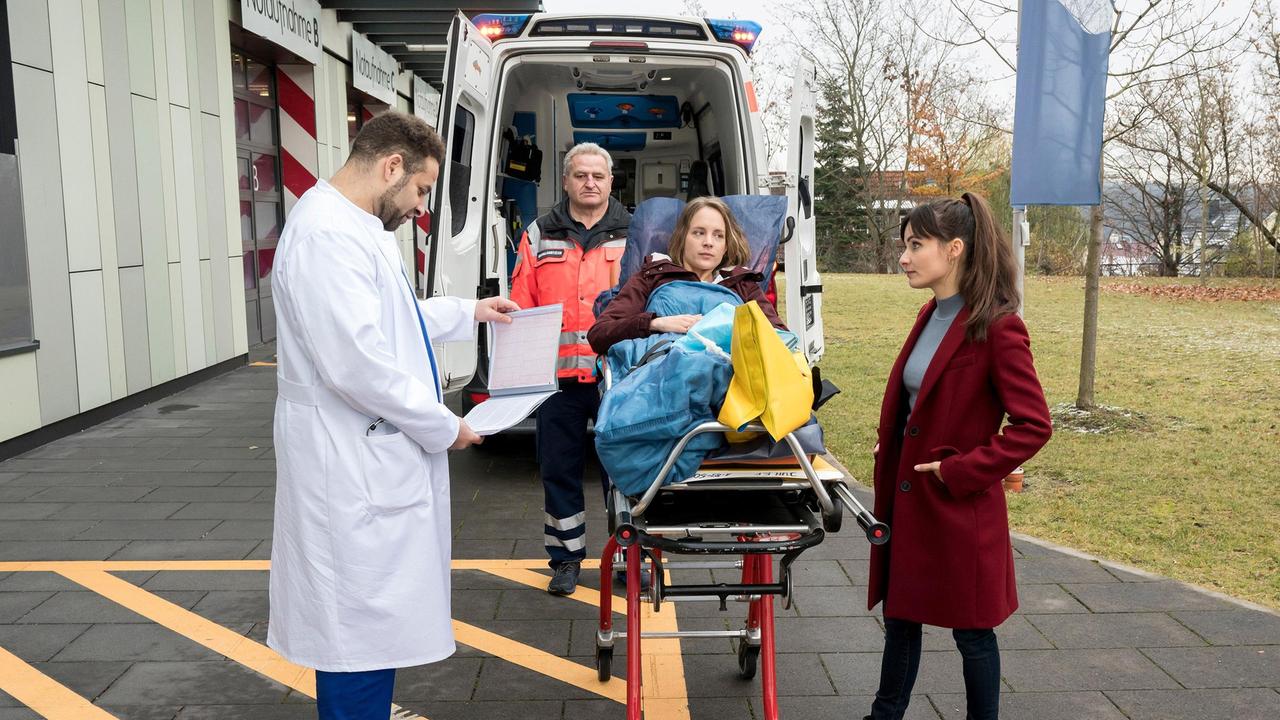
[{"xmin": 276, "ymin": 65, "xmax": 319, "ymax": 215}]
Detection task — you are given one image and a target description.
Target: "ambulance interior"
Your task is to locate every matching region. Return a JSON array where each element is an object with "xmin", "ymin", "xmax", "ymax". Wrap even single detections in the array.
[{"xmin": 489, "ymin": 56, "xmax": 751, "ymax": 278}]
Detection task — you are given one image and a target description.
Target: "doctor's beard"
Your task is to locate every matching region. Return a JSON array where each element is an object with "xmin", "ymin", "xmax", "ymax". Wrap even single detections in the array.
[{"xmin": 375, "ymin": 174, "xmax": 414, "ymax": 231}]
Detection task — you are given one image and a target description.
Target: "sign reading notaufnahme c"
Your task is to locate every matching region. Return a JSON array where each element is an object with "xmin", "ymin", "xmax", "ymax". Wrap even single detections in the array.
[
  {"xmin": 352, "ymin": 32, "xmax": 398, "ymax": 106},
  {"xmin": 240, "ymin": 0, "xmax": 321, "ymax": 65}
]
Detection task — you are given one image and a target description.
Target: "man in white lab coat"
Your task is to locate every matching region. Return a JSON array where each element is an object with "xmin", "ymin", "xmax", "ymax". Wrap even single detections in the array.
[{"xmin": 267, "ymin": 111, "xmax": 518, "ymax": 719}]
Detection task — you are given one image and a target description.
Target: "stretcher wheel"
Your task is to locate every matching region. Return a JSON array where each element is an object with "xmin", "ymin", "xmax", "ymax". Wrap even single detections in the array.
[
  {"xmin": 595, "ymin": 644, "xmax": 613, "ymax": 681},
  {"xmin": 822, "ymin": 506, "xmax": 842, "ymax": 533},
  {"xmin": 735, "ymin": 639, "xmax": 759, "ymax": 680}
]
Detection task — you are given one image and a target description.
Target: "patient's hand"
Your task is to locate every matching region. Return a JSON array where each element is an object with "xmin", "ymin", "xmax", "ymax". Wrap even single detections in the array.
[{"xmin": 650, "ymin": 314, "xmax": 702, "ymax": 334}]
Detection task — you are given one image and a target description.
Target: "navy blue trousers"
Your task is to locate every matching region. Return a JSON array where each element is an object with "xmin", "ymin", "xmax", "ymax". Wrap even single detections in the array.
[
  {"xmin": 315, "ymin": 668, "xmax": 395, "ymax": 720},
  {"xmin": 537, "ymin": 380, "xmax": 607, "ymax": 567}
]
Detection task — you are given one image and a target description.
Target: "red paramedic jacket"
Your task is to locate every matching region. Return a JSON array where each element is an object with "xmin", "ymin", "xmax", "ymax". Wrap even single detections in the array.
[{"xmin": 509, "ymin": 197, "xmax": 631, "ymax": 383}]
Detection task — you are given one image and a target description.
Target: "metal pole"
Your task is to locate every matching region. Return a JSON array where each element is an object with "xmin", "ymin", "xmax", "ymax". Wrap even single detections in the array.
[
  {"xmin": 1013, "ymin": 0, "xmax": 1026, "ymax": 316},
  {"xmin": 1013, "ymin": 206, "xmax": 1027, "ymax": 315}
]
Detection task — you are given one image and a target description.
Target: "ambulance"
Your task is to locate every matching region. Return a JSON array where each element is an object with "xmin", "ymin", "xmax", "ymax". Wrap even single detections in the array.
[{"xmin": 422, "ymin": 12, "xmax": 823, "ymax": 410}]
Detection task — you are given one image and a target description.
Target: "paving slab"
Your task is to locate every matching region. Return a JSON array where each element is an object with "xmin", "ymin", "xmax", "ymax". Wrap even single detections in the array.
[
  {"xmin": 1142, "ymin": 646, "xmax": 1280, "ymax": 688},
  {"xmin": 1024, "ymin": 612, "xmax": 1207, "ymax": 649},
  {"xmin": 1105, "ymin": 688, "xmax": 1280, "ymax": 719}
]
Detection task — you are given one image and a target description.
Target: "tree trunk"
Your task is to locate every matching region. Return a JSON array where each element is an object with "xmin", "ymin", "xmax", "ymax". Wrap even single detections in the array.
[{"xmin": 1076, "ymin": 199, "xmax": 1104, "ymax": 410}]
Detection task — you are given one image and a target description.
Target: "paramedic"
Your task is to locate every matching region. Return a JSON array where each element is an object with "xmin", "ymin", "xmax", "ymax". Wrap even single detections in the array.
[
  {"xmin": 509, "ymin": 142, "xmax": 632, "ymax": 595},
  {"xmin": 864, "ymin": 193, "xmax": 1052, "ymax": 720},
  {"xmin": 268, "ymin": 111, "xmax": 519, "ymax": 719},
  {"xmin": 588, "ymin": 195, "xmax": 784, "ymax": 353}
]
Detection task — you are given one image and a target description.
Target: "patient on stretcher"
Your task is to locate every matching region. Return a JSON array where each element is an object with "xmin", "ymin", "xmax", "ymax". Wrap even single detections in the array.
[
  {"xmin": 587, "ymin": 196, "xmax": 785, "ymax": 355},
  {"xmin": 590, "ymin": 197, "xmax": 823, "ymax": 498}
]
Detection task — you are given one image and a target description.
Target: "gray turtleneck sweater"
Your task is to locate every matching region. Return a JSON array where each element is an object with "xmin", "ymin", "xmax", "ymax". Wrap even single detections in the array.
[{"xmin": 903, "ymin": 293, "xmax": 965, "ymax": 413}]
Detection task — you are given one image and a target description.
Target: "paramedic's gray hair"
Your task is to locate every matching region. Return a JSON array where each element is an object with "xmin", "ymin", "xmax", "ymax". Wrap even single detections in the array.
[{"xmin": 563, "ymin": 142, "xmax": 613, "ymax": 177}]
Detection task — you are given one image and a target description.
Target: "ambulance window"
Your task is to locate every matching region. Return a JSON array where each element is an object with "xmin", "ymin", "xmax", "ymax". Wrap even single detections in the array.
[{"xmin": 449, "ymin": 106, "xmax": 475, "ymax": 235}]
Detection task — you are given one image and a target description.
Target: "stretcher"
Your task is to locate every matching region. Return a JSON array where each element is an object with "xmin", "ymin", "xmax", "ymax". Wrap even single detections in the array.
[
  {"xmin": 594, "ymin": 403, "xmax": 889, "ymax": 720},
  {"xmin": 590, "ymin": 195, "xmax": 888, "ymax": 718}
]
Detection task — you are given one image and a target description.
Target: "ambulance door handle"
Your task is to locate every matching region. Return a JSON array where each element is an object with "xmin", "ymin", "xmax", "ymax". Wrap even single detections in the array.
[
  {"xmin": 780, "ymin": 216, "xmax": 795, "ymax": 245},
  {"xmin": 798, "ymin": 175, "xmax": 812, "ymax": 219}
]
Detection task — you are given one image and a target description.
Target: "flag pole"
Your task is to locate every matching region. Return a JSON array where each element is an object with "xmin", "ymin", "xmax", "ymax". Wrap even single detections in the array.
[{"xmin": 1013, "ymin": 0, "xmax": 1027, "ymax": 316}]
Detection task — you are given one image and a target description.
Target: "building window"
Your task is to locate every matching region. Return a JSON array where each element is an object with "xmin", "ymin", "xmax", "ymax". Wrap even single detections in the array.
[{"xmin": 0, "ymin": 0, "xmax": 35, "ymax": 353}]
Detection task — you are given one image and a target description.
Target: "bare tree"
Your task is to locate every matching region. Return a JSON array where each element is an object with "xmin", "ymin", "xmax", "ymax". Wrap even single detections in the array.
[
  {"xmin": 938, "ymin": 0, "xmax": 1253, "ymax": 409},
  {"xmin": 1106, "ymin": 151, "xmax": 1195, "ymax": 276},
  {"xmin": 782, "ymin": 0, "xmax": 970, "ymax": 271}
]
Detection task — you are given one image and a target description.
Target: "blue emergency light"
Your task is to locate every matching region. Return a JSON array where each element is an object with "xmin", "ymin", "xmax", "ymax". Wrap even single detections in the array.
[
  {"xmin": 472, "ymin": 13, "xmax": 532, "ymax": 40},
  {"xmin": 705, "ymin": 19, "xmax": 761, "ymax": 54}
]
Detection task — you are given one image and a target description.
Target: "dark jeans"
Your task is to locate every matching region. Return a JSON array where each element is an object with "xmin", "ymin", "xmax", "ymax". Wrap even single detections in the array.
[
  {"xmin": 868, "ymin": 618, "xmax": 1001, "ymax": 720},
  {"xmin": 537, "ymin": 380, "xmax": 607, "ymax": 567}
]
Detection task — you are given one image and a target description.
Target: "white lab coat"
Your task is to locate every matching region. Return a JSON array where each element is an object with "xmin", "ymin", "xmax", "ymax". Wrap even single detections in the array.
[{"xmin": 266, "ymin": 180, "xmax": 475, "ymax": 672}]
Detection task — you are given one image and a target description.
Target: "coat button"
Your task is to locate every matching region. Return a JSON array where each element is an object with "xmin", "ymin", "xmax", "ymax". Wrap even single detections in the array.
[
  {"xmin": 908, "ymin": 426, "xmax": 920, "ymax": 437},
  {"xmin": 900, "ymin": 481, "xmax": 911, "ymax": 492}
]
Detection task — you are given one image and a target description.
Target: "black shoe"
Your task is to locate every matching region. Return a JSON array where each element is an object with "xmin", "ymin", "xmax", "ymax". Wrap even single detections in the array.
[{"xmin": 548, "ymin": 562, "xmax": 581, "ymax": 595}]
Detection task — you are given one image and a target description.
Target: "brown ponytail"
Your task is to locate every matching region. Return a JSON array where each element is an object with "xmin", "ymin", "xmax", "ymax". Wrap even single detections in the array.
[{"xmin": 900, "ymin": 192, "xmax": 1020, "ymax": 342}]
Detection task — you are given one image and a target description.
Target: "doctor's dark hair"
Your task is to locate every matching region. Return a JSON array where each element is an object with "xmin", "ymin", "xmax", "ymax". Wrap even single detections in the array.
[
  {"xmin": 668, "ymin": 197, "xmax": 751, "ymax": 271},
  {"xmin": 348, "ymin": 111, "xmax": 446, "ymax": 173},
  {"xmin": 900, "ymin": 192, "xmax": 1020, "ymax": 342}
]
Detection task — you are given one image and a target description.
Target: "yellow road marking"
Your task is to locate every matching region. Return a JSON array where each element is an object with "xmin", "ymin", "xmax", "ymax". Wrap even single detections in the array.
[
  {"xmin": 451, "ymin": 621, "xmax": 627, "ymax": 702},
  {"xmin": 0, "ymin": 644, "xmax": 116, "ymax": 719},
  {"xmin": 249, "ymin": 361, "xmax": 277, "ymax": 367},
  {"xmin": 0, "ymin": 561, "xmax": 272, "ymax": 572},
  {"xmin": 54, "ymin": 568, "xmax": 427, "ymax": 719},
  {"xmin": 1, "ymin": 561, "xmax": 691, "ymax": 719},
  {"xmin": 56, "ymin": 568, "xmax": 316, "ymax": 696},
  {"xmin": 477, "ymin": 566, "xmax": 690, "ymax": 716}
]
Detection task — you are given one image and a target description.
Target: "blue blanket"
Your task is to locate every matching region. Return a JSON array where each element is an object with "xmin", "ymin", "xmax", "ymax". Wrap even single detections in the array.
[{"xmin": 595, "ymin": 283, "xmax": 739, "ymax": 497}]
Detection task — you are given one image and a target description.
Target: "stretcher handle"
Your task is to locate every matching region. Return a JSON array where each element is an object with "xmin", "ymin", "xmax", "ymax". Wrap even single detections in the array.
[
  {"xmin": 832, "ymin": 482, "xmax": 890, "ymax": 545},
  {"xmin": 631, "ymin": 422, "xmax": 837, "ymax": 519}
]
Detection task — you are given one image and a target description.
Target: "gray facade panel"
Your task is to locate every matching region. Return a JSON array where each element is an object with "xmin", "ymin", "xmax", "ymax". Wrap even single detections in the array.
[
  {"xmin": 122, "ymin": 0, "xmax": 155, "ymax": 99},
  {"xmin": 131, "ymin": 94, "xmax": 175, "ymax": 383},
  {"xmin": 12, "ymin": 64, "xmax": 78, "ymax": 423},
  {"xmin": 98, "ymin": 0, "xmax": 143, "ymax": 268},
  {"xmin": 202, "ymin": 113, "xmax": 232, "ymax": 359},
  {"xmin": 117, "ymin": 265, "xmax": 151, "ymax": 393},
  {"xmin": 7, "ymin": 0, "xmax": 51, "ymax": 71},
  {"xmin": 194, "ymin": 0, "xmax": 218, "ymax": 115}
]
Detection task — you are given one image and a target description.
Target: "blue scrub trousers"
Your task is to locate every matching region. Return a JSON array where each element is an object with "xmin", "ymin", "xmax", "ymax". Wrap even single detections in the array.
[{"xmin": 315, "ymin": 668, "xmax": 396, "ymax": 720}]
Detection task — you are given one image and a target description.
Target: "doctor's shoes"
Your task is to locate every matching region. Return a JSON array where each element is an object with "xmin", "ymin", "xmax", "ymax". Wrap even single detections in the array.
[{"xmin": 547, "ymin": 561, "xmax": 582, "ymax": 595}]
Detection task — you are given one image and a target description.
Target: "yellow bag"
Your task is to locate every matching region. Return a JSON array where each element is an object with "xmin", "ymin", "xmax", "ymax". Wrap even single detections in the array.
[{"xmin": 718, "ymin": 301, "xmax": 814, "ymax": 441}]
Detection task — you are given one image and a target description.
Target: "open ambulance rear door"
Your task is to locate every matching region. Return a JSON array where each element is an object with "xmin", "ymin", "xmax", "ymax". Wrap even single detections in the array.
[
  {"xmin": 783, "ymin": 57, "xmax": 824, "ymax": 365},
  {"xmin": 427, "ymin": 12, "xmax": 494, "ymax": 390}
]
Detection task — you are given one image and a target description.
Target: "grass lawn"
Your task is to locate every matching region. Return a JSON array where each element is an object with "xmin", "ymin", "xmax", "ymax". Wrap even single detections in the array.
[{"xmin": 815, "ymin": 274, "xmax": 1280, "ymax": 609}]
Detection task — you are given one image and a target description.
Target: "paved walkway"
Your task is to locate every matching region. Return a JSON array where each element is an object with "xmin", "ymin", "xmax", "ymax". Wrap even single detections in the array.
[{"xmin": 0, "ymin": 349, "xmax": 1277, "ymax": 720}]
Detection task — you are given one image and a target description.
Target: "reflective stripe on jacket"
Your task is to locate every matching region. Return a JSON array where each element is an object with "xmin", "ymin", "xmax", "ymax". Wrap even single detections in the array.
[{"xmin": 509, "ymin": 198, "xmax": 630, "ymax": 382}]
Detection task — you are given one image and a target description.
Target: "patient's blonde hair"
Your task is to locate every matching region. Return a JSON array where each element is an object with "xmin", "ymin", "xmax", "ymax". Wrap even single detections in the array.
[{"xmin": 667, "ymin": 197, "xmax": 750, "ymax": 271}]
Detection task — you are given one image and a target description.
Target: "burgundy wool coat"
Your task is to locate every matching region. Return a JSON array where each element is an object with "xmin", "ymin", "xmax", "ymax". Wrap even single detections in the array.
[{"xmin": 867, "ymin": 300, "xmax": 1052, "ymax": 629}]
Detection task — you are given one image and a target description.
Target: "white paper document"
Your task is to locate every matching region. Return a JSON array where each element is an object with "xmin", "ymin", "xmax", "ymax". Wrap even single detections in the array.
[
  {"xmin": 464, "ymin": 390, "xmax": 556, "ymax": 436},
  {"xmin": 463, "ymin": 304, "xmax": 563, "ymax": 436}
]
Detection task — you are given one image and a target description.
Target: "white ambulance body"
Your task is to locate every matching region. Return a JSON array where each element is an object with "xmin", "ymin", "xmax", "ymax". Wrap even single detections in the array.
[{"xmin": 425, "ymin": 12, "xmax": 822, "ymax": 393}]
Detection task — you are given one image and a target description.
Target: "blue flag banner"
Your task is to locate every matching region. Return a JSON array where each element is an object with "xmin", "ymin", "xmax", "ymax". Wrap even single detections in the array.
[{"xmin": 1011, "ymin": 0, "xmax": 1113, "ymax": 206}]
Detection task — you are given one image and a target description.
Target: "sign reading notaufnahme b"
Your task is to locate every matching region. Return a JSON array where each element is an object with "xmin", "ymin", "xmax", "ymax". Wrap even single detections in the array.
[
  {"xmin": 352, "ymin": 32, "xmax": 398, "ymax": 106},
  {"xmin": 240, "ymin": 0, "xmax": 321, "ymax": 65}
]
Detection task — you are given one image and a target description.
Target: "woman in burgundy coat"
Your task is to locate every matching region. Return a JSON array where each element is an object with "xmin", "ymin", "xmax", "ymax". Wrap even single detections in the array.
[
  {"xmin": 864, "ymin": 193, "xmax": 1052, "ymax": 720},
  {"xmin": 587, "ymin": 196, "xmax": 784, "ymax": 354}
]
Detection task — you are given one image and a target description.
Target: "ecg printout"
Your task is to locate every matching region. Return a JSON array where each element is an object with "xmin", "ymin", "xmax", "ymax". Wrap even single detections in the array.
[
  {"xmin": 487, "ymin": 304, "xmax": 563, "ymax": 392},
  {"xmin": 463, "ymin": 304, "xmax": 563, "ymax": 435}
]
